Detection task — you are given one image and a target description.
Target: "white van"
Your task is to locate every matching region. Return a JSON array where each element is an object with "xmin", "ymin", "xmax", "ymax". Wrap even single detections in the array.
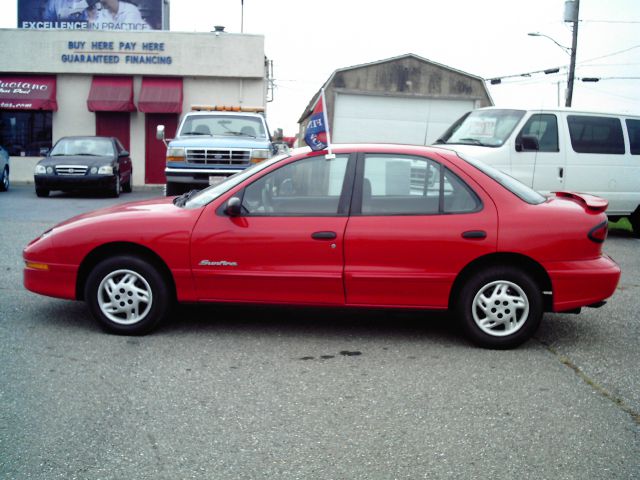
[{"xmin": 435, "ymin": 107, "xmax": 640, "ymax": 235}]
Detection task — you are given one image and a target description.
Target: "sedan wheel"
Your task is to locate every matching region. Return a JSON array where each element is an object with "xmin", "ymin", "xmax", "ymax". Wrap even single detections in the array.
[
  {"xmin": 85, "ymin": 255, "xmax": 171, "ymax": 335},
  {"xmin": 111, "ymin": 175, "xmax": 121, "ymax": 198},
  {"xmin": 0, "ymin": 167, "xmax": 8, "ymax": 191},
  {"xmin": 457, "ymin": 267, "xmax": 542, "ymax": 349}
]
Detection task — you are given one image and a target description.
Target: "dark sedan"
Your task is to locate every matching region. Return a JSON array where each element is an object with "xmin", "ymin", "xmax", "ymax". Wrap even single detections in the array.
[{"xmin": 34, "ymin": 136, "xmax": 133, "ymax": 198}]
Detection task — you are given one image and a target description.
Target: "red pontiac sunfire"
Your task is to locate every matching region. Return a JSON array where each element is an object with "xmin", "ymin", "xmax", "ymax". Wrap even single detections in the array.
[{"xmin": 23, "ymin": 145, "xmax": 620, "ymax": 348}]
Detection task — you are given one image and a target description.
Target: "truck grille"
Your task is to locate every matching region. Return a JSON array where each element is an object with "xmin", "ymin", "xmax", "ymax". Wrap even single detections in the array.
[
  {"xmin": 56, "ymin": 165, "xmax": 88, "ymax": 176},
  {"xmin": 185, "ymin": 148, "xmax": 251, "ymax": 165}
]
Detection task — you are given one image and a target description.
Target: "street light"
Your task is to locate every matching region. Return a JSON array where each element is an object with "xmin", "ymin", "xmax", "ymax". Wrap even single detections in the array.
[{"xmin": 527, "ymin": 32, "xmax": 571, "ymax": 55}]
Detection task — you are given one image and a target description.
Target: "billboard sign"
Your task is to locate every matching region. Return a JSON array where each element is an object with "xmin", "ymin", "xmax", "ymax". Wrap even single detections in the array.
[{"xmin": 18, "ymin": 0, "xmax": 165, "ymax": 31}]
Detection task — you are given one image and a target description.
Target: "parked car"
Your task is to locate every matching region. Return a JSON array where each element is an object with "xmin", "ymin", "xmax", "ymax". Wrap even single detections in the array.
[
  {"xmin": 33, "ymin": 136, "xmax": 133, "ymax": 198},
  {"xmin": 23, "ymin": 144, "xmax": 620, "ymax": 348},
  {"xmin": 435, "ymin": 107, "xmax": 640, "ymax": 236},
  {"xmin": 0, "ymin": 145, "xmax": 9, "ymax": 192}
]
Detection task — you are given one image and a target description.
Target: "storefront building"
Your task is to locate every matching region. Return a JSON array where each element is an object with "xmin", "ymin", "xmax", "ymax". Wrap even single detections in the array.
[{"xmin": 0, "ymin": 28, "xmax": 268, "ymax": 185}]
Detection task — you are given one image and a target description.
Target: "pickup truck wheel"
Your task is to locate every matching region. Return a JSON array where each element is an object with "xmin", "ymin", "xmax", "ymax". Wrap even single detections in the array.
[
  {"xmin": 85, "ymin": 255, "xmax": 171, "ymax": 335},
  {"xmin": 630, "ymin": 209, "xmax": 640, "ymax": 238},
  {"xmin": 165, "ymin": 182, "xmax": 183, "ymax": 196},
  {"xmin": 456, "ymin": 266, "xmax": 542, "ymax": 349}
]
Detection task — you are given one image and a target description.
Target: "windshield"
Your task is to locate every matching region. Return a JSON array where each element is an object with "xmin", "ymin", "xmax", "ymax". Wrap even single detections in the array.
[
  {"xmin": 50, "ymin": 137, "xmax": 114, "ymax": 156},
  {"xmin": 459, "ymin": 153, "xmax": 546, "ymax": 205},
  {"xmin": 180, "ymin": 153, "xmax": 291, "ymax": 209},
  {"xmin": 443, "ymin": 109, "xmax": 526, "ymax": 147},
  {"xmin": 179, "ymin": 115, "xmax": 267, "ymax": 138}
]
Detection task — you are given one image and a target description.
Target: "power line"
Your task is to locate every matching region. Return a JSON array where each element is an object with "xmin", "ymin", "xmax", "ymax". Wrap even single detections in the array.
[{"xmin": 581, "ymin": 19, "xmax": 640, "ymax": 24}]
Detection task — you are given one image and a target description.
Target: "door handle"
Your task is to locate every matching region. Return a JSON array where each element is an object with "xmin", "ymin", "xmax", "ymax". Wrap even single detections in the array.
[
  {"xmin": 311, "ymin": 231, "xmax": 337, "ymax": 240},
  {"xmin": 559, "ymin": 167, "xmax": 564, "ymax": 179},
  {"xmin": 462, "ymin": 230, "xmax": 487, "ymax": 239}
]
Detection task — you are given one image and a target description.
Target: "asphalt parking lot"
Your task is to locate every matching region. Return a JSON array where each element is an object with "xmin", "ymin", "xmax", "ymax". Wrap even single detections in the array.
[{"xmin": 1, "ymin": 184, "xmax": 638, "ymax": 479}]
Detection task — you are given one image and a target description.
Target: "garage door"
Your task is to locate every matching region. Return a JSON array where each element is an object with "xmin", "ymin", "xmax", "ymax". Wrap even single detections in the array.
[{"xmin": 332, "ymin": 93, "xmax": 474, "ymax": 145}]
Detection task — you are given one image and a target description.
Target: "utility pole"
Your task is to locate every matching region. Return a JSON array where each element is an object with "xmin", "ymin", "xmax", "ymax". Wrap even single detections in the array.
[
  {"xmin": 565, "ymin": 0, "xmax": 580, "ymax": 107},
  {"xmin": 241, "ymin": 0, "xmax": 244, "ymax": 33}
]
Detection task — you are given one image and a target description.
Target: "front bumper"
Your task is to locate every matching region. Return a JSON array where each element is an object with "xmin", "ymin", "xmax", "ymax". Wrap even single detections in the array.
[
  {"xmin": 165, "ymin": 166, "xmax": 246, "ymax": 185},
  {"xmin": 545, "ymin": 255, "xmax": 621, "ymax": 312},
  {"xmin": 34, "ymin": 174, "xmax": 117, "ymax": 191},
  {"xmin": 23, "ymin": 235, "xmax": 77, "ymax": 300}
]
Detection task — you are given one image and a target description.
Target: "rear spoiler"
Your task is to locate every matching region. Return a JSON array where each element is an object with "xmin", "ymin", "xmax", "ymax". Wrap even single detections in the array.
[{"xmin": 553, "ymin": 191, "xmax": 608, "ymax": 213}]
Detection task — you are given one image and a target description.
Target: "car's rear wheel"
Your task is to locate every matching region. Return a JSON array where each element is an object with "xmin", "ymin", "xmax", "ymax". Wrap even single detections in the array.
[
  {"xmin": 0, "ymin": 166, "xmax": 9, "ymax": 192},
  {"xmin": 456, "ymin": 266, "xmax": 542, "ymax": 349},
  {"xmin": 35, "ymin": 187, "xmax": 49, "ymax": 197},
  {"xmin": 85, "ymin": 255, "xmax": 171, "ymax": 335}
]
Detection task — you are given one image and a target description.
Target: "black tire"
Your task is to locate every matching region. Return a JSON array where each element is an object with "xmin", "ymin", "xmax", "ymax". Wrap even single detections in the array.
[
  {"xmin": 0, "ymin": 166, "xmax": 8, "ymax": 192},
  {"xmin": 456, "ymin": 266, "xmax": 543, "ymax": 349},
  {"xmin": 35, "ymin": 187, "xmax": 49, "ymax": 197},
  {"xmin": 630, "ymin": 208, "xmax": 640, "ymax": 238},
  {"xmin": 84, "ymin": 255, "xmax": 172, "ymax": 335},
  {"xmin": 165, "ymin": 182, "xmax": 183, "ymax": 196},
  {"xmin": 110, "ymin": 175, "xmax": 121, "ymax": 198},
  {"xmin": 122, "ymin": 175, "xmax": 132, "ymax": 193}
]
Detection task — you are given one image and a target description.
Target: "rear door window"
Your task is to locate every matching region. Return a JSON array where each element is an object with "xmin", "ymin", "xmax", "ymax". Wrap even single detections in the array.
[
  {"xmin": 359, "ymin": 154, "xmax": 481, "ymax": 215},
  {"xmin": 567, "ymin": 115, "xmax": 625, "ymax": 154}
]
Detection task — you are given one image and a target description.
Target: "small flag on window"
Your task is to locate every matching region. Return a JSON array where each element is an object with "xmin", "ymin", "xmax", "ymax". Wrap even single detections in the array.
[{"xmin": 304, "ymin": 89, "xmax": 331, "ymax": 152}]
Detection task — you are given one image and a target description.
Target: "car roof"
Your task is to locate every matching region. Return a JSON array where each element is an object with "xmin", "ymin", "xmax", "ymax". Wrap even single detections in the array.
[{"xmin": 289, "ymin": 143, "xmax": 455, "ymax": 157}]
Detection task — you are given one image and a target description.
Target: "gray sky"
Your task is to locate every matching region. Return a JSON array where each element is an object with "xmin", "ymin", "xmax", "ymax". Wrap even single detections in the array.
[{"xmin": 4, "ymin": 0, "xmax": 640, "ymax": 135}]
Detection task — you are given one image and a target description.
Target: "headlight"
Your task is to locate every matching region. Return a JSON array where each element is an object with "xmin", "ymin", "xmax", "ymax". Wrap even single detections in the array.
[
  {"xmin": 35, "ymin": 165, "xmax": 46, "ymax": 174},
  {"xmin": 98, "ymin": 165, "xmax": 114, "ymax": 175},
  {"xmin": 250, "ymin": 149, "xmax": 271, "ymax": 164},
  {"xmin": 166, "ymin": 147, "xmax": 185, "ymax": 162},
  {"xmin": 90, "ymin": 167, "xmax": 98, "ymax": 174}
]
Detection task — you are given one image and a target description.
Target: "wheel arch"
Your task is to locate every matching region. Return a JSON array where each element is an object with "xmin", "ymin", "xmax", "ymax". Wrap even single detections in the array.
[
  {"xmin": 449, "ymin": 252, "xmax": 553, "ymax": 312},
  {"xmin": 76, "ymin": 242, "xmax": 176, "ymax": 301}
]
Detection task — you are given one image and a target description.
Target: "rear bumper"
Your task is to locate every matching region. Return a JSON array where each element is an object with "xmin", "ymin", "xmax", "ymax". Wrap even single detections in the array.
[{"xmin": 544, "ymin": 255, "xmax": 621, "ymax": 312}]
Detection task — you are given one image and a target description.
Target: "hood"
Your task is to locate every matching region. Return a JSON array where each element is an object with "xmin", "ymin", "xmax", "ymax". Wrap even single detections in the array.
[
  {"xmin": 169, "ymin": 136, "xmax": 271, "ymax": 149},
  {"xmin": 53, "ymin": 197, "xmax": 177, "ymax": 231},
  {"xmin": 38, "ymin": 155, "xmax": 116, "ymax": 167}
]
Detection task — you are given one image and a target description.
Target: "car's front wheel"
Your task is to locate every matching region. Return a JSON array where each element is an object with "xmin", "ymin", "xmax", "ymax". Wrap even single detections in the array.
[
  {"xmin": 110, "ymin": 175, "xmax": 121, "ymax": 198},
  {"xmin": 35, "ymin": 187, "xmax": 49, "ymax": 197},
  {"xmin": 456, "ymin": 266, "xmax": 542, "ymax": 349},
  {"xmin": 0, "ymin": 166, "xmax": 9, "ymax": 192},
  {"xmin": 630, "ymin": 208, "xmax": 640, "ymax": 238},
  {"xmin": 85, "ymin": 255, "xmax": 172, "ymax": 335}
]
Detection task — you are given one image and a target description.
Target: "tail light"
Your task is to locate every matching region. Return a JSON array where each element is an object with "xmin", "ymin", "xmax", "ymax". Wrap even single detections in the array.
[{"xmin": 588, "ymin": 221, "xmax": 608, "ymax": 243}]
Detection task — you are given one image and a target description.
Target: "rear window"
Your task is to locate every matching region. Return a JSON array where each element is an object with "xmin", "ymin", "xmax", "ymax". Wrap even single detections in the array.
[
  {"xmin": 567, "ymin": 115, "xmax": 625, "ymax": 154},
  {"xmin": 626, "ymin": 119, "xmax": 640, "ymax": 155},
  {"xmin": 457, "ymin": 153, "xmax": 546, "ymax": 205}
]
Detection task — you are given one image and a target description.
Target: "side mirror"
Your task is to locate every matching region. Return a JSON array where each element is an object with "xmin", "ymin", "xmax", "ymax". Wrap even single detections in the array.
[
  {"xmin": 118, "ymin": 150, "xmax": 130, "ymax": 158},
  {"xmin": 224, "ymin": 196, "xmax": 242, "ymax": 217},
  {"xmin": 516, "ymin": 135, "xmax": 540, "ymax": 152},
  {"xmin": 156, "ymin": 125, "xmax": 166, "ymax": 140}
]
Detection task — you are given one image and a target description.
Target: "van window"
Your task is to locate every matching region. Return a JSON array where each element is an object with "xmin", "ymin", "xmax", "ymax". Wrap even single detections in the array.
[
  {"xmin": 626, "ymin": 119, "xmax": 640, "ymax": 155},
  {"xmin": 517, "ymin": 114, "xmax": 559, "ymax": 152},
  {"xmin": 567, "ymin": 115, "xmax": 625, "ymax": 154},
  {"xmin": 442, "ymin": 109, "xmax": 526, "ymax": 147}
]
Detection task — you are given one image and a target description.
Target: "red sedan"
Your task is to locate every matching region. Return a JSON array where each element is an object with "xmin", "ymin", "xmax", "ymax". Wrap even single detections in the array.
[{"xmin": 23, "ymin": 145, "xmax": 620, "ymax": 348}]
